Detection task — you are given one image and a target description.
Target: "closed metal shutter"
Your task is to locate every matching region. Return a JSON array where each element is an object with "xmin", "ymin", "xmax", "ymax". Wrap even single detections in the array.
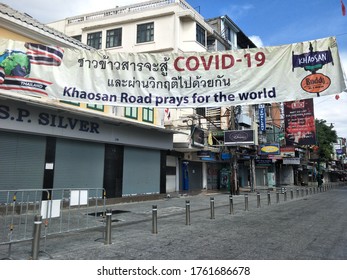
[
  {"xmin": 53, "ymin": 138, "xmax": 104, "ymax": 191},
  {"xmin": 123, "ymin": 147, "xmax": 160, "ymax": 195},
  {"xmin": 0, "ymin": 131, "xmax": 45, "ymax": 201}
]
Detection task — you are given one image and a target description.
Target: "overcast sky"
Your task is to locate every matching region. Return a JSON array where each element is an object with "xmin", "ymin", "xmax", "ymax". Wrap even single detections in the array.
[{"xmin": 2, "ymin": 0, "xmax": 347, "ymax": 139}]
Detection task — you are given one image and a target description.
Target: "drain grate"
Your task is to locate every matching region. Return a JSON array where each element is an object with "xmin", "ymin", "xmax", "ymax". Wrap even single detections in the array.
[{"xmin": 88, "ymin": 209, "xmax": 130, "ymax": 216}]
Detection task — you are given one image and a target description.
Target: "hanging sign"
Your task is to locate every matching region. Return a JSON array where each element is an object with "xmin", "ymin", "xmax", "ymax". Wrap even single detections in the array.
[{"xmin": 0, "ymin": 37, "xmax": 345, "ymax": 107}]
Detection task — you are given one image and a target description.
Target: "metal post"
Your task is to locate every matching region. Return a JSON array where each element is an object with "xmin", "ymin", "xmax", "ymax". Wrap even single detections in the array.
[
  {"xmin": 104, "ymin": 209, "xmax": 112, "ymax": 245},
  {"xmin": 31, "ymin": 215, "xmax": 42, "ymax": 260},
  {"xmin": 283, "ymin": 191, "xmax": 287, "ymax": 201},
  {"xmin": 210, "ymin": 197, "xmax": 215, "ymax": 219},
  {"xmin": 185, "ymin": 200, "xmax": 191, "ymax": 225},
  {"xmin": 244, "ymin": 194, "xmax": 248, "ymax": 211},
  {"xmin": 290, "ymin": 189, "xmax": 294, "ymax": 200},
  {"xmin": 229, "ymin": 195, "xmax": 234, "ymax": 214},
  {"xmin": 301, "ymin": 189, "xmax": 304, "ymax": 197},
  {"xmin": 296, "ymin": 189, "xmax": 299, "ymax": 198},
  {"xmin": 267, "ymin": 192, "xmax": 271, "ymax": 205},
  {"xmin": 276, "ymin": 192, "xmax": 280, "ymax": 203},
  {"xmin": 152, "ymin": 205, "xmax": 158, "ymax": 234},
  {"xmin": 257, "ymin": 192, "xmax": 261, "ymax": 208}
]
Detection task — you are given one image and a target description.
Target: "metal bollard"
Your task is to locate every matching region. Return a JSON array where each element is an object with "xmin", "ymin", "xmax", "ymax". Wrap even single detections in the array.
[
  {"xmin": 244, "ymin": 194, "xmax": 249, "ymax": 211},
  {"xmin": 301, "ymin": 189, "xmax": 304, "ymax": 197},
  {"xmin": 290, "ymin": 189, "xmax": 294, "ymax": 200},
  {"xmin": 152, "ymin": 205, "xmax": 158, "ymax": 234},
  {"xmin": 185, "ymin": 200, "xmax": 191, "ymax": 225},
  {"xmin": 229, "ymin": 195, "xmax": 234, "ymax": 214},
  {"xmin": 284, "ymin": 191, "xmax": 287, "ymax": 201},
  {"xmin": 276, "ymin": 192, "xmax": 280, "ymax": 204},
  {"xmin": 104, "ymin": 209, "xmax": 112, "ymax": 245},
  {"xmin": 296, "ymin": 189, "xmax": 299, "ymax": 198},
  {"xmin": 257, "ymin": 192, "xmax": 261, "ymax": 208},
  {"xmin": 31, "ymin": 215, "xmax": 42, "ymax": 260},
  {"xmin": 210, "ymin": 197, "xmax": 215, "ymax": 219},
  {"xmin": 267, "ymin": 192, "xmax": 271, "ymax": 205}
]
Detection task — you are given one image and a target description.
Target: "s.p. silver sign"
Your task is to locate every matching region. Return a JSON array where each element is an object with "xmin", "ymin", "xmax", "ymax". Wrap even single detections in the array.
[{"xmin": 224, "ymin": 130, "xmax": 255, "ymax": 146}]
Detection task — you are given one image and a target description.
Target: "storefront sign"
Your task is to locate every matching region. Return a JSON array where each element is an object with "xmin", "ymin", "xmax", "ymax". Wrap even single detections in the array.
[
  {"xmin": 284, "ymin": 98, "xmax": 316, "ymax": 145},
  {"xmin": 259, "ymin": 143, "xmax": 280, "ymax": 155},
  {"xmin": 255, "ymin": 159, "xmax": 273, "ymax": 166},
  {"xmin": 0, "ymin": 100, "xmax": 173, "ymax": 149},
  {"xmin": 224, "ymin": 130, "xmax": 255, "ymax": 146},
  {"xmin": 281, "ymin": 146, "xmax": 296, "ymax": 157},
  {"xmin": 258, "ymin": 104, "xmax": 266, "ymax": 131},
  {"xmin": 0, "ymin": 37, "xmax": 345, "ymax": 107},
  {"xmin": 283, "ymin": 157, "xmax": 301, "ymax": 165}
]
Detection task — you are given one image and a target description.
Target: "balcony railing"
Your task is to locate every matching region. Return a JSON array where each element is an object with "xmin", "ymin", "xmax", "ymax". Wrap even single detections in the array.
[{"xmin": 67, "ymin": 0, "xmax": 193, "ymax": 24}]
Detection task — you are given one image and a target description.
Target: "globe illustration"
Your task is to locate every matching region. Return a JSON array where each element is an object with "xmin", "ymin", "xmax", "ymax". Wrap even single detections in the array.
[{"xmin": 0, "ymin": 50, "xmax": 31, "ymax": 78}]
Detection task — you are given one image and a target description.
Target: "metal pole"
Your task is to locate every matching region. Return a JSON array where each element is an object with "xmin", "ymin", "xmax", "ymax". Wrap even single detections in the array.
[
  {"xmin": 290, "ymin": 189, "xmax": 294, "ymax": 200},
  {"xmin": 210, "ymin": 197, "xmax": 215, "ymax": 219},
  {"xmin": 257, "ymin": 192, "xmax": 261, "ymax": 208},
  {"xmin": 185, "ymin": 200, "xmax": 191, "ymax": 225},
  {"xmin": 284, "ymin": 191, "xmax": 287, "ymax": 201},
  {"xmin": 244, "ymin": 194, "xmax": 248, "ymax": 211},
  {"xmin": 267, "ymin": 192, "xmax": 271, "ymax": 205},
  {"xmin": 296, "ymin": 188, "xmax": 299, "ymax": 198},
  {"xmin": 276, "ymin": 192, "xmax": 280, "ymax": 203},
  {"xmin": 104, "ymin": 209, "xmax": 112, "ymax": 245},
  {"xmin": 229, "ymin": 195, "xmax": 234, "ymax": 214},
  {"xmin": 31, "ymin": 215, "xmax": 42, "ymax": 260},
  {"xmin": 152, "ymin": 205, "xmax": 158, "ymax": 234}
]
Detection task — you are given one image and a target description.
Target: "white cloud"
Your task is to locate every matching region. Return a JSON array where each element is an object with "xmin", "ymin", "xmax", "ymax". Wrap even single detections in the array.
[{"xmin": 249, "ymin": 36, "xmax": 264, "ymax": 48}]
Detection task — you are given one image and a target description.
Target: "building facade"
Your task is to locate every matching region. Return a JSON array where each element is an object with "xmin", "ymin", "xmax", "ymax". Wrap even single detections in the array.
[
  {"xmin": 0, "ymin": 2, "xmax": 174, "ymax": 199},
  {"xmin": 47, "ymin": 0, "xmax": 264, "ymax": 193}
]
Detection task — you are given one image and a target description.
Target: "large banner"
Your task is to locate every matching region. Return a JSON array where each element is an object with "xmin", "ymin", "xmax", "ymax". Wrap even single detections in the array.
[
  {"xmin": 284, "ymin": 98, "xmax": 316, "ymax": 146},
  {"xmin": 0, "ymin": 37, "xmax": 345, "ymax": 107}
]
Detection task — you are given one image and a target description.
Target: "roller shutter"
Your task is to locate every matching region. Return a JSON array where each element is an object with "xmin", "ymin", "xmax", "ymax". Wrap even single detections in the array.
[{"xmin": 53, "ymin": 138, "xmax": 104, "ymax": 190}]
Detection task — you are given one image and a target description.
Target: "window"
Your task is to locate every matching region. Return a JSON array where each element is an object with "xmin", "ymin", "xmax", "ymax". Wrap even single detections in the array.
[
  {"xmin": 125, "ymin": 107, "xmax": 138, "ymax": 119},
  {"xmin": 87, "ymin": 31, "xmax": 102, "ymax": 49},
  {"xmin": 142, "ymin": 107, "xmax": 154, "ymax": 123},
  {"xmin": 72, "ymin": 35, "xmax": 82, "ymax": 42},
  {"xmin": 60, "ymin": 100, "xmax": 80, "ymax": 106},
  {"xmin": 137, "ymin": 22, "xmax": 154, "ymax": 43},
  {"xmin": 106, "ymin": 28, "xmax": 122, "ymax": 48},
  {"xmin": 87, "ymin": 104, "xmax": 104, "ymax": 111},
  {"xmin": 196, "ymin": 23, "xmax": 206, "ymax": 46}
]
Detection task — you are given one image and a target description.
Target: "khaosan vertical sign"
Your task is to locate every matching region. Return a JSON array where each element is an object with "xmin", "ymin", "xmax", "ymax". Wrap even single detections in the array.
[{"xmin": 0, "ymin": 37, "xmax": 346, "ymax": 107}]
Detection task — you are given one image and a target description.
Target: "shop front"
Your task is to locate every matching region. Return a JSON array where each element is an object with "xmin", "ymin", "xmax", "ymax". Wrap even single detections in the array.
[{"xmin": 0, "ymin": 97, "xmax": 173, "ymax": 198}]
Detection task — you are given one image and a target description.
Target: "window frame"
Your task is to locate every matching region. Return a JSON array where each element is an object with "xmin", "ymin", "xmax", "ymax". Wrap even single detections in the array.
[
  {"xmin": 196, "ymin": 23, "xmax": 206, "ymax": 46},
  {"xmin": 106, "ymin": 28, "xmax": 122, "ymax": 48},
  {"xmin": 87, "ymin": 31, "xmax": 102, "ymax": 49},
  {"xmin": 87, "ymin": 104, "xmax": 104, "ymax": 112},
  {"xmin": 136, "ymin": 22, "xmax": 154, "ymax": 44},
  {"xmin": 125, "ymin": 107, "xmax": 138, "ymax": 119},
  {"xmin": 142, "ymin": 107, "xmax": 154, "ymax": 123}
]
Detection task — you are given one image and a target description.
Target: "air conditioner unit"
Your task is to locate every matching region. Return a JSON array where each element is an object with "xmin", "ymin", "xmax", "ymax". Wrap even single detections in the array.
[{"xmin": 238, "ymin": 114, "xmax": 252, "ymax": 127}]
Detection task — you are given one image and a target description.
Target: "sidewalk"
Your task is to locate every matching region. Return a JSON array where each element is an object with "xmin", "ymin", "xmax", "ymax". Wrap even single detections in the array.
[{"xmin": 1, "ymin": 184, "xmax": 346, "ymax": 260}]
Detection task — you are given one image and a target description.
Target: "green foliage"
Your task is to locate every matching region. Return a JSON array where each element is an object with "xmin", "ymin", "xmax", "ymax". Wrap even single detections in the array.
[{"xmin": 315, "ymin": 119, "xmax": 337, "ymax": 161}]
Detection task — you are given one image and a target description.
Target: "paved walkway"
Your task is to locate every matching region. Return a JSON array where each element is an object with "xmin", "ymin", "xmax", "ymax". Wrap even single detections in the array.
[{"xmin": 1, "ymin": 184, "xmax": 347, "ymax": 260}]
